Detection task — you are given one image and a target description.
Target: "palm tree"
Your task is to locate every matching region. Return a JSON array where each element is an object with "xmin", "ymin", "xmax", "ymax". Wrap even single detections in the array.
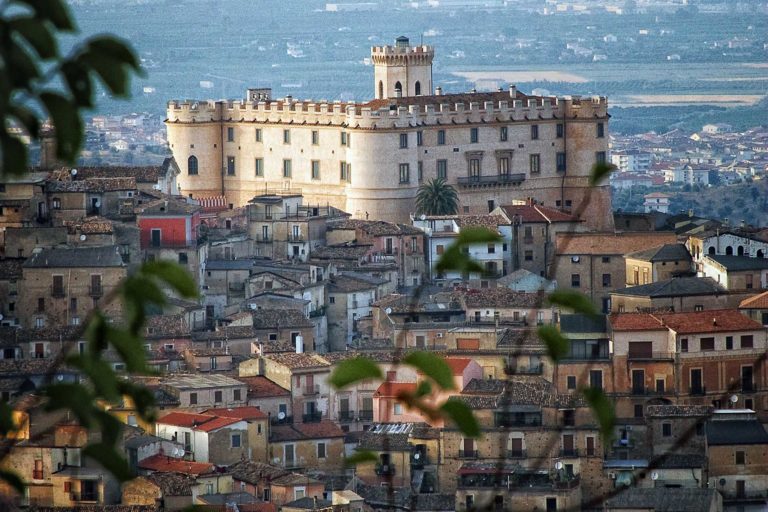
[{"xmin": 416, "ymin": 178, "xmax": 459, "ymax": 216}]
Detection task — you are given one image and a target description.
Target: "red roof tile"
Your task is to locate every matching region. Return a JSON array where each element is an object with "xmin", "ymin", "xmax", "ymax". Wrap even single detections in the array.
[
  {"xmin": 658, "ymin": 309, "xmax": 763, "ymax": 334},
  {"xmin": 740, "ymin": 291, "xmax": 768, "ymax": 309},
  {"xmin": 500, "ymin": 204, "xmax": 578, "ymax": 223},
  {"xmin": 237, "ymin": 376, "xmax": 291, "ymax": 399},
  {"xmin": 609, "ymin": 313, "xmax": 665, "ymax": 332},
  {"xmin": 138, "ymin": 454, "xmax": 214, "ymax": 475},
  {"xmin": 375, "ymin": 382, "xmax": 418, "ymax": 398},
  {"xmin": 203, "ymin": 406, "xmax": 268, "ymax": 421},
  {"xmin": 556, "ymin": 232, "xmax": 678, "ymax": 255},
  {"xmin": 157, "ymin": 412, "xmax": 215, "ymax": 428},
  {"xmin": 194, "ymin": 416, "xmax": 242, "ymax": 432},
  {"xmin": 445, "ymin": 358, "xmax": 472, "ymax": 375}
]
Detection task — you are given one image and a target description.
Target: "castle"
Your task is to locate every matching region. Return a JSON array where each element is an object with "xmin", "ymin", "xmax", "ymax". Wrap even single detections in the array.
[{"xmin": 165, "ymin": 36, "xmax": 613, "ymax": 230}]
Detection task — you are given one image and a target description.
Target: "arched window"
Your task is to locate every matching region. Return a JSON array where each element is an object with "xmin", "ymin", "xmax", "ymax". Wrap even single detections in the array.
[
  {"xmin": 394, "ymin": 81, "xmax": 402, "ymax": 97},
  {"xmin": 738, "ymin": 245, "xmax": 745, "ymax": 256},
  {"xmin": 378, "ymin": 81, "xmax": 384, "ymax": 99},
  {"xmin": 188, "ymin": 155, "xmax": 198, "ymax": 175},
  {"xmin": 725, "ymin": 246, "xmax": 733, "ymax": 255},
  {"xmin": 415, "ymin": 81, "xmax": 421, "ymax": 96},
  {"xmin": 708, "ymin": 246, "xmax": 716, "ymax": 256},
  {"xmin": 758, "ymin": 250, "xmax": 764, "ymax": 258}
]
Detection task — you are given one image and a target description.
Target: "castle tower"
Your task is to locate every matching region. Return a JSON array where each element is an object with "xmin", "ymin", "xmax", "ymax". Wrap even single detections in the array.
[{"xmin": 371, "ymin": 36, "xmax": 434, "ymax": 99}]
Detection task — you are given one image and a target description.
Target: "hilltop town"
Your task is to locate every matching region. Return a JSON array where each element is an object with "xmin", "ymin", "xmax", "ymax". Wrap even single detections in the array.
[{"xmin": 1, "ymin": 38, "xmax": 768, "ymax": 512}]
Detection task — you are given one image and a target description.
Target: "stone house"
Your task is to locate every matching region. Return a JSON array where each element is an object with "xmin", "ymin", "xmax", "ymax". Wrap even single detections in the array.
[
  {"xmin": 45, "ymin": 174, "xmax": 138, "ymax": 224},
  {"xmin": 154, "ymin": 411, "xmax": 250, "ymax": 465},
  {"xmin": 19, "ymin": 246, "xmax": 127, "ymax": 329},
  {"xmin": 327, "ymin": 273, "xmax": 384, "ymax": 350},
  {"xmin": 203, "ymin": 258, "xmax": 260, "ymax": 309},
  {"xmin": 121, "ymin": 472, "xmax": 196, "ymax": 511},
  {"xmin": 739, "ymin": 291, "xmax": 768, "ymax": 326},
  {"xmin": 624, "ymin": 243, "xmax": 693, "ymax": 286},
  {"xmin": 182, "ymin": 347, "xmax": 233, "ymax": 373},
  {"xmin": 687, "ymin": 230, "xmax": 768, "ymax": 271},
  {"xmin": 455, "ymin": 288, "xmax": 557, "ymax": 325},
  {"xmin": 604, "ymin": 488, "xmax": 721, "ymax": 512},
  {"xmin": 160, "ymin": 374, "xmax": 248, "ymax": 410},
  {"xmin": 0, "ymin": 259, "xmax": 23, "ymax": 327},
  {"xmin": 256, "ymin": 352, "xmax": 331, "ymax": 424},
  {"xmin": 236, "ymin": 375, "xmax": 292, "ymax": 421},
  {"xmin": 609, "ymin": 276, "xmax": 747, "ymax": 314},
  {"xmin": 0, "ymin": 171, "xmax": 48, "ymax": 230},
  {"xmin": 268, "ymin": 420, "xmax": 345, "ymax": 472},
  {"xmin": 71, "ymin": 158, "xmax": 181, "ymax": 196},
  {"xmin": 700, "ymin": 254, "xmax": 768, "ymax": 291},
  {"xmin": 203, "ymin": 406, "xmax": 269, "ymax": 463}
]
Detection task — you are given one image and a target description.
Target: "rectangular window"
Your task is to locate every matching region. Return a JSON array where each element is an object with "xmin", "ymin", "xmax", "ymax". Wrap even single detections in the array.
[
  {"xmin": 227, "ymin": 156, "xmax": 236, "ymax": 176},
  {"xmin": 311, "ymin": 160, "xmax": 320, "ymax": 180},
  {"xmin": 500, "ymin": 126, "xmax": 508, "ymax": 142},
  {"xmin": 589, "ymin": 370, "xmax": 603, "ymax": 390},
  {"xmin": 178, "ymin": 253, "xmax": 188, "ymax": 264},
  {"xmin": 436, "ymin": 245, "xmax": 445, "ymax": 255},
  {"xmin": 255, "ymin": 128, "xmax": 262, "ymax": 142},
  {"xmin": 469, "ymin": 158, "xmax": 480, "ymax": 179},
  {"xmin": 418, "ymin": 161, "xmax": 423, "ymax": 182},
  {"xmin": 283, "ymin": 129, "xmax": 291, "ymax": 143},
  {"xmin": 681, "ymin": 338, "xmax": 688, "ymax": 352},
  {"xmin": 306, "ymin": 130, "xmax": 316, "ymax": 145},
  {"xmin": 340, "ymin": 131, "xmax": 347, "ymax": 146},
  {"xmin": 231, "ymin": 433, "xmax": 241, "ymax": 448},
  {"xmin": 498, "ymin": 157, "xmax": 509, "ymax": 176},
  {"xmin": 53, "ymin": 275, "xmax": 64, "ymax": 296},
  {"xmin": 530, "ymin": 154, "xmax": 540, "ymax": 174},
  {"xmin": 399, "ymin": 133, "xmax": 408, "ymax": 149},
  {"xmin": 597, "ymin": 122, "xmax": 605, "ymax": 138},
  {"xmin": 214, "ymin": 390, "xmax": 223, "ymax": 403},
  {"xmin": 399, "ymin": 163, "xmax": 410, "ymax": 184},
  {"xmin": 571, "ymin": 274, "xmax": 580, "ymax": 287},
  {"xmin": 524, "ymin": 250, "xmax": 533, "ymax": 261},
  {"xmin": 735, "ymin": 451, "xmax": 745, "ymax": 465},
  {"xmin": 602, "ymin": 273, "xmax": 611, "ymax": 287},
  {"xmin": 234, "ymin": 389, "xmax": 242, "ymax": 401},
  {"xmin": 190, "ymin": 392, "xmax": 198, "ymax": 405},
  {"xmin": 416, "ymin": 131, "xmax": 423, "ymax": 146},
  {"xmin": 741, "ymin": 335, "xmax": 754, "ymax": 349},
  {"xmin": 255, "ymin": 158, "xmax": 263, "ymax": 176},
  {"xmin": 346, "ymin": 163, "xmax": 351, "ymax": 182},
  {"xmin": 726, "ymin": 336, "xmax": 733, "ymax": 350},
  {"xmin": 596, "ymin": 151, "xmax": 607, "ymax": 164},
  {"xmin": 340, "ymin": 161, "xmax": 347, "ymax": 181},
  {"xmin": 437, "ymin": 129, "xmax": 446, "ymax": 145},
  {"xmin": 557, "ymin": 152, "xmax": 566, "ymax": 172},
  {"xmin": 317, "ymin": 442, "xmax": 326, "ymax": 459},
  {"xmin": 556, "ymin": 123, "xmax": 564, "ymax": 138},
  {"xmin": 437, "ymin": 160, "xmax": 447, "ymax": 179},
  {"xmin": 227, "ymin": 127, "xmax": 234, "ymax": 142},
  {"xmin": 470, "ymin": 127, "xmax": 479, "ymax": 143},
  {"xmin": 700, "ymin": 337, "xmax": 715, "ymax": 351},
  {"xmin": 566, "ymin": 376, "xmax": 576, "ymax": 390},
  {"xmin": 531, "ymin": 125, "xmax": 539, "ymax": 140},
  {"xmin": 487, "ymin": 244, "xmax": 496, "ymax": 254},
  {"xmin": 662, "ymin": 423, "xmax": 672, "ymax": 437},
  {"xmin": 283, "ymin": 159, "xmax": 292, "ymax": 178}
]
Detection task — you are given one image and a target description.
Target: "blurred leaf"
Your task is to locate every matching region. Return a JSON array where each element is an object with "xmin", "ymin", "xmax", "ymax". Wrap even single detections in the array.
[
  {"xmin": 328, "ymin": 357, "xmax": 382, "ymax": 389},
  {"xmin": 582, "ymin": 387, "xmax": 616, "ymax": 443},
  {"xmin": 79, "ymin": 50, "xmax": 130, "ymax": 97},
  {"xmin": 85, "ymin": 312, "xmax": 109, "ymax": 353},
  {"xmin": 82, "ymin": 443, "xmax": 132, "ymax": 482},
  {"xmin": 10, "ymin": 17, "xmax": 58, "ymax": 59},
  {"xmin": 414, "ymin": 380, "xmax": 432, "ymax": 398},
  {"xmin": 92, "ymin": 410, "xmax": 124, "ymax": 447},
  {"xmin": 107, "ymin": 326, "xmax": 148, "ymax": 374},
  {"xmin": 39, "ymin": 91, "xmax": 83, "ymax": 162},
  {"xmin": 43, "ymin": 383, "xmax": 94, "ymax": 427},
  {"xmin": 62, "ymin": 61, "xmax": 93, "ymax": 108},
  {"xmin": 8, "ymin": 105, "xmax": 41, "ymax": 138},
  {"xmin": 547, "ymin": 290, "xmax": 598, "ymax": 318},
  {"xmin": 67, "ymin": 354, "xmax": 120, "ymax": 403},
  {"xmin": 140, "ymin": 260, "xmax": 198, "ymax": 299},
  {"xmin": 18, "ymin": 0, "xmax": 76, "ymax": 30},
  {"xmin": 0, "ymin": 401, "xmax": 17, "ymax": 436},
  {"xmin": 345, "ymin": 450, "xmax": 378, "ymax": 466},
  {"xmin": 434, "ymin": 246, "xmax": 484, "ymax": 275},
  {"xmin": 8, "ymin": 40, "xmax": 40, "ymax": 87},
  {"xmin": 538, "ymin": 325, "xmax": 569, "ymax": 362},
  {"xmin": 403, "ymin": 352, "xmax": 455, "ymax": 390},
  {"xmin": 455, "ymin": 227, "xmax": 502, "ymax": 245},
  {"xmin": 589, "ymin": 161, "xmax": 617, "ymax": 186},
  {"xmin": 87, "ymin": 35, "xmax": 141, "ymax": 70},
  {"xmin": 0, "ymin": 132, "xmax": 28, "ymax": 175},
  {"xmin": 441, "ymin": 399, "xmax": 480, "ymax": 438},
  {"xmin": 0, "ymin": 469, "xmax": 25, "ymax": 494}
]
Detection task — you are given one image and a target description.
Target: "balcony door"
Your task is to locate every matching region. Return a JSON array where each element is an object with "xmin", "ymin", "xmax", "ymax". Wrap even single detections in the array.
[
  {"xmin": 284, "ymin": 444, "xmax": 295, "ymax": 466},
  {"xmin": 562, "ymin": 434, "xmax": 574, "ymax": 456},
  {"xmin": 742, "ymin": 366, "xmax": 754, "ymax": 392},
  {"xmin": 691, "ymin": 369, "xmax": 703, "ymax": 394},
  {"xmin": 632, "ymin": 369, "xmax": 645, "ymax": 394}
]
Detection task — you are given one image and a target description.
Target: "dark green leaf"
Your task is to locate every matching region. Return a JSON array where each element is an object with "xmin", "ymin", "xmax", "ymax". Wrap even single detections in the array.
[
  {"xmin": 67, "ymin": 354, "xmax": 121, "ymax": 402},
  {"xmin": 106, "ymin": 326, "xmax": 148, "ymax": 374},
  {"xmin": 582, "ymin": 387, "xmax": 616, "ymax": 443},
  {"xmin": 8, "ymin": 105, "xmax": 40, "ymax": 138},
  {"xmin": 87, "ymin": 35, "xmax": 141, "ymax": 70},
  {"xmin": 547, "ymin": 290, "xmax": 598, "ymax": 318},
  {"xmin": 345, "ymin": 450, "xmax": 378, "ymax": 466},
  {"xmin": 79, "ymin": 50, "xmax": 130, "ymax": 96},
  {"xmin": 85, "ymin": 311, "xmax": 109, "ymax": 353},
  {"xmin": 414, "ymin": 380, "xmax": 432, "ymax": 398},
  {"xmin": 455, "ymin": 227, "xmax": 502, "ymax": 245},
  {"xmin": 589, "ymin": 161, "xmax": 617, "ymax": 186},
  {"xmin": 434, "ymin": 246, "xmax": 484, "ymax": 275},
  {"xmin": 82, "ymin": 444, "xmax": 132, "ymax": 482},
  {"xmin": 62, "ymin": 61, "xmax": 93, "ymax": 108},
  {"xmin": 92, "ymin": 409, "xmax": 124, "ymax": 447},
  {"xmin": 328, "ymin": 357, "xmax": 382, "ymax": 389},
  {"xmin": 440, "ymin": 399, "xmax": 480, "ymax": 438},
  {"xmin": 403, "ymin": 352, "xmax": 455, "ymax": 390},
  {"xmin": 10, "ymin": 17, "xmax": 58, "ymax": 59},
  {"xmin": 17, "ymin": 0, "xmax": 75, "ymax": 30},
  {"xmin": 39, "ymin": 91, "xmax": 82, "ymax": 162},
  {"xmin": 0, "ymin": 401, "xmax": 17, "ymax": 436},
  {"xmin": 0, "ymin": 132, "xmax": 28, "ymax": 176},
  {"xmin": 118, "ymin": 382, "xmax": 157, "ymax": 421},
  {"xmin": 538, "ymin": 325, "xmax": 569, "ymax": 362},
  {"xmin": 43, "ymin": 383, "xmax": 94, "ymax": 427},
  {"xmin": 0, "ymin": 469, "xmax": 25, "ymax": 494},
  {"xmin": 7, "ymin": 40, "xmax": 40, "ymax": 88},
  {"xmin": 140, "ymin": 260, "xmax": 198, "ymax": 299}
]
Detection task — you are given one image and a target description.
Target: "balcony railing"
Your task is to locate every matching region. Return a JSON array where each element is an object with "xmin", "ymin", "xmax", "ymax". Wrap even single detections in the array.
[
  {"xmin": 458, "ymin": 450, "xmax": 478, "ymax": 459},
  {"xmin": 358, "ymin": 410, "xmax": 373, "ymax": 421},
  {"xmin": 338, "ymin": 410, "xmax": 355, "ymax": 422},
  {"xmin": 71, "ymin": 492, "xmax": 99, "ymax": 502},
  {"xmin": 504, "ymin": 364, "xmax": 544, "ymax": 376},
  {"xmin": 309, "ymin": 306, "xmax": 326, "ymax": 318},
  {"xmin": 88, "ymin": 285, "xmax": 103, "ymax": 298},
  {"xmin": 507, "ymin": 449, "xmax": 527, "ymax": 459},
  {"xmin": 302, "ymin": 411, "xmax": 322, "ymax": 423},
  {"xmin": 627, "ymin": 351, "xmax": 675, "ymax": 361},
  {"xmin": 256, "ymin": 236, "xmax": 272, "ymax": 243},
  {"xmin": 375, "ymin": 463, "xmax": 396, "ymax": 476},
  {"xmin": 457, "ymin": 173, "xmax": 526, "ymax": 187},
  {"xmin": 630, "ymin": 386, "xmax": 673, "ymax": 396},
  {"xmin": 742, "ymin": 382, "xmax": 755, "ymax": 393},
  {"xmin": 303, "ymin": 384, "xmax": 320, "ymax": 396},
  {"xmin": 51, "ymin": 286, "xmax": 66, "ymax": 298},
  {"xmin": 689, "ymin": 386, "xmax": 707, "ymax": 396},
  {"xmin": 287, "ymin": 233, "xmax": 305, "ymax": 242},
  {"xmin": 559, "ymin": 449, "xmax": 579, "ymax": 457}
]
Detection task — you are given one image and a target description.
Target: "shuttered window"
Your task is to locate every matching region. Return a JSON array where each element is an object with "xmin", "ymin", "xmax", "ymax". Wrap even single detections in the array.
[
  {"xmin": 457, "ymin": 338, "xmax": 480, "ymax": 350},
  {"xmin": 628, "ymin": 341, "xmax": 653, "ymax": 359}
]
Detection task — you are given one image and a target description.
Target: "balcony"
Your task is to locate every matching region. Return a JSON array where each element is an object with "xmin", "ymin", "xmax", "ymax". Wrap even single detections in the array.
[
  {"xmin": 309, "ymin": 306, "xmax": 326, "ymax": 318},
  {"xmin": 51, "ymin": 286, "xmax": 66, "ymax": 298},
  {"xmin": 338, "ymin": 410, "xmax": 355, "ymax": 422},
  {"xmin": 559, "ymin": 449, "xmax": 579, "ymax": 457},
  {"xmin": 458, "ymin": 450, "xmax": 478, "ymax": 459},
  {"xmin": 630, "ymin": 386, "xmax": 673, "ymax": 396},
  {"xmin": 504, "ymin": 364, "xmax": 544, "ymax": 376},
  {"xmin": 689, "ymin": 386, "xmax": 707, "ymax": 396},
  {"xmin": 358, "ymin": 410, "xmax": 373, "ymax": 421},
  {"xmin": 303, "ymin": 384, "xmax": 320, "ymax": 396},
  {"xmin": 375, "ymin": 463, "xmax": 396, "ymax": 476},
  {"xmin": 302, "ymin": 411, "xmax": 322, "ymax": 423},
  {"xmin": 256, "ymin": 236, "xmax": 272, "ymax": 243},
  {"xmin": 287, "ymin": 233, "xmax": 305, "ymax": 242},
  {"xmin": 456, "ymin": 173, "xmax": 526, "ymax": 188},
  {"xmin": 627, "ymin": 351, "xmax": 675, "ymax": 361},
  {"xmin": 88, "ymin": 285, "xmax": 103, "ymax": 298},
  {"xmin": 742, "ymin": 382, "xmax": 755, "ymax": 393},
  {"xmin": 506, "ymin": 449, "xmax": 527, "ymax": 459},
  {"xmin": 71, "ymin": 492, "xmax": 99, "ymax": 503}
]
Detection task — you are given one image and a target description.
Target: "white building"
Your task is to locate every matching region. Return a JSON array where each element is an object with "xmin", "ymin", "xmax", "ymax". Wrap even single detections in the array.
[
  {"xmin": 610, "ymin": 150, "xmax": 653, "ymax": 174},
  {"xmin": 643, "ymin": 192, "xmax": 671, "ymax": 214}
]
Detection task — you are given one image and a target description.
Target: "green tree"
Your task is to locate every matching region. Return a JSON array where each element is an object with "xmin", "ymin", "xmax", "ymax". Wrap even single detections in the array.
[{"xmin": 415, "ymin": 178, "xmax": 459, "ymax": 216}]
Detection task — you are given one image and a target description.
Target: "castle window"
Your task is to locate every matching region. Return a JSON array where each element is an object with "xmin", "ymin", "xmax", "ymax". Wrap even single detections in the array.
[
  {"xmin": 531, "ymin": 125, "xmax": 539, "ymax": 140},
  {"xmin": 498, "ymin": 157, "xmax": 509, "ymax": 176},
  {"xmin": 418, "ymin": 161, "xmax": 423, "ymax": 182},
  {"xmin": 416, "ymin": 131, "xmax": 423, "ymax": 147},
  {"xmin": 399, "ymin": 163, "xmax": 410, "ymax": 184},
  {"xmin": 414, "ymin": 81, "xmax": 421, "ymax": 96},
  {"xmin": 227, "ymin": 127, "xmax": 234, "ymax": 142},
  {"xmin": 283, "ymin": 129, "xmax": 291, "ymax": 144},
  {"xmin": 311, "ymin": 160, "xmax": 320, "ymax": 180},
  {"xmin": 500, "ymin": 126, "xmax": 508, "ymax": 142},
  {"xmin": 188, "ymin": 155, "xmax": 198, "ymax": 175},
  {"xmin": 283, "ymin": 159, "xmax": 292, "ymax": 178},
  {"xmin": 340, "ymin": 161, "xmax": 348, "ymax": 181},
  {"xmin": 437, "ymin": 130, "xmax": 446, "ymax": 145},
  {"xmin": 468, "ymin": 158, "xmax": 480, "ymax": 179},
  {"xmin": 597, "ymin": 122, "xmax": 605, "ymax": 138},
  {"xmin": 470, "ymin": 127, "xmax": 479, "ymax": 144},
  {"xmin": 227, "ymin": 156, "xmax": 236, "ymax": 176},
  {"xmin": 394, "ymin": 81, "xmax": 402, "ymax": 97},
  {"xmin": 52, "ymin": 198, "xmax": 61, "ymax": 209},
  {"xmin": 596, "ymin": 151, "xmax": 606, "ymax": 165},
  {"xmin": 556, "ymin": 152, "xmax": 566, "ymax": 172},
  {"xmin": 437, "ymin": 160, "xmax": 447, "ymax": 179},
  {"xmin": 378, "ymin": 81, "xmax": 384, "ymax": 99},
  {"xmin": 530, "ymin": 154, "xmax": 540, "ymax": 174},
  {"xmin": 556, "ymin": 123, "xmax": 564, "ymax": 138},
  {"xmin": 340, "ymin": 131, "xmax": 348, "ymax": 146},
  {"xmin": 399, "ymin": 133, "xmax": 408, "ymax": 149},
  {"xmin": 312, "ymin": 130, "xmax": 319, "ymax": 145},
  {"xmin": 255, "ymin": 128, "xmax": 262, "ymax": 142},
  {"xmin": 255, "ymin": 158, "xmax": 264, "ymax": 177}
]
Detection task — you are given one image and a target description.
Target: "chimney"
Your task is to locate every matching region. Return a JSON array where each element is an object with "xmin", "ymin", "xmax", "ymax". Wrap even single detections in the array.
[
  {"xmin": 509, "ymin": 85, "xmax": 517, "ymax": 98},
  {"xmin": 435, "ymin": 86, "xmax": 442, "ymax": 96}
]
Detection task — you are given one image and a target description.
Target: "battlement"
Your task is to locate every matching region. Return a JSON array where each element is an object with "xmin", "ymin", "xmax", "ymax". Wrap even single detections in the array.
[
  {"xmin": 370, "ymin": 45, "xmax": 434, "ymax": 56},
  {"xmin": 166, "ymin": 93, "xmax": 608, "ymax": 129}
]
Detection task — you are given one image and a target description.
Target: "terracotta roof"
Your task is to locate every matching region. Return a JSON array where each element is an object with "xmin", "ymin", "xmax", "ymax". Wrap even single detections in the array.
[
  {"xmin": 740, "ymin": 291, "xmax": 768, "ymax": 309},
  {"xmin": 265, "ymin": 352, "xmax": 329, "ymax": 370},
  {"xmin": 611, "ymin": 309, "xmax": 763, "ymax": 334},
  {"xmin": 23, "ymin": 246, "xmax": 124, "ymax": 268},
  {"xmin": 203, "ymin": 406, "xmax": 268, "ymax": 421},
  {"xmin": 374, "ymin": 381, "xmax": 418, "ymax": 398},
  {"xmin": 269, "ymin": 420, "xmax": 344, "ymax": 442},
  {"xmin": 609, "ymin": 313, "xmax": 666, "ymax": 332},
  {"xmin": 251, "ymin": 309, "xmax": 313, "ymax": 329},
  {"xmin": 137, "ymin": 454, "xmax": 214, "ymax": 475},
  {"xmin": 445, "ymin": 357, "xmax": 472, "ymax": 375},
  {"xmin": 328, "ymin": 274, "xmax": 379, "ymax": 293},
  {"xmin": 63, "ymin": 216, "xmax": 114, "ymax": 235},
  {"xmin": 556, "ymin": 232, "xmax": 677, "ymax": 255},
  {"xmin": 457, "ymin": 288, "xmax": 546, "ymax": 309},
  {"xmin": 229, "ymin": 460, "xmax": 289, "ymax": 484},
  {"xmin": 145, "ymin": 472, "xmax": 195, "ymax": 496},
  {"xmin": 328, "ymin": 218, "xmax": 423, "ymax": 236},
  {"xmin": 194, "ymin": 416, "xmax": 242, "ymax": 432},
  {"xmin": 0, "ymin": 258, "xmax": 24, "ymax": 279},
  {"xmin": 270, "ymin": 473, "xmax": 324, "ymax": 486},
  {"xmin": 156, "ymin": 412, "xmax": 217, "ymax": 428},
  {"xmin": 499, "ymin": 203, "xmax": 578, "ymax": 223},
  {"xmin": 138, "ymin": 197, "xmax": 200, "ymax": 216},
  {"xmin": 145, "ymin": 315, "xmax": 190, "ymax": 338},
  {"xmin": 236, "ymin": 376, "xmax": 290, "ymax": 399},
  {"xmin": 455, "ymin": 214, "xmax": 505, "ymax": 231},
  {"xmin": 645, "ymin": 405, "xmax": 713, "ymax": 418},
  {"xmin": 46, "ymin": 176, "xmax": 136, "ymax": 192},
  {"xmin": 311, "ymin": 243, "xmax": 371, "ymax": 261},
  {"xmin": 71, "ymin": 164, "xmax": 166, "ymax": 183}
]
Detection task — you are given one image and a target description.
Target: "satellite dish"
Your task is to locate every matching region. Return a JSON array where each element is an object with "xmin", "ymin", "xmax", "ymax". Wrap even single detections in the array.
[
  {"xmin": 730, "ymin": 394, "xmax": 738, "ymax": 404},
  {"xmin": 71, "ymin": 169, "xmax": 78, "ymax": 176},
  {"xmin": 414, "ymin": 453, "xmax": 420, "ymax": 460},
  {"xmin": 554, "ymin": 461, "xmax": 564, "ymax": 470},
  {"xmin": 385, "ymin": 307, "xmax": 392, "ymax": 315},
  {"xmin": 272, "ymin": 457, "xmax": 281, "ymax": 464},
  {"xmin": 277, "ymin": 411, "xmax": 286, "ymax": 420},
  {"xmin": 651, "ymin": 471, "xmax": 659, "ymax": 481},
  {"xmin": 80, "ymin": 234, "xmax": 87, "ymax": 241},
  {"xmin": 571, "ymin": 256, "xmax": 580, "ymax": 263},
  {"xmin": 419, "ymin": 214, "xmax": 426, "ymax": 221},
  {"xmin": 0, "ymin": 314, "xmax": 3, "ymax": 321}
]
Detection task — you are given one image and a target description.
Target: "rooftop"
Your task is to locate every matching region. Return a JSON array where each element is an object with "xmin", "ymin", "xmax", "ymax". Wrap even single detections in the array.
[
  {"xmin": 612, "ymin": 276, "xmax": 725, "ymax": 298},
  {"xmin": 706, "ymin": 254, "xmax": 768, "ymax": 271},
  {"xmin": 611, "ymin": 309, "xmax": 762, "ymax": 334},
  {"xmin": 23, "ymin": 246, "xmax": 124, "ymax": 268},
  {"xmin": 706, "ymin": 419, "xmax": 768, "ymax": 445},
  {"xmin": 604, "ymin": 488, "xmax": 720, "ymax": 512},
  {"xmin": 625, "ymin": 243, "xmax": 691, "ymax": 262},
  {"xmin": 162, "ymin": 374, "xmax": 246, "ymax": 390},
  {"xmin": 556, "ymin": 232, "xmax": 677, "ymax": 255},
  {"xmin": 137, "ymin": 454, "xmax": 214, "ymax": 475},
  {"xmin": 739, "ymin": 291, "xmax": 768, "ymax": 309},
  {"xmin": 265, "ymin": 352, "xmax": 330, "ymax": 370},
  {"xmin": 236, "ymin": 376, "xmax": 291, "ymax": 398},
  {"xmin": 270, "ymin": 420, "xmax": 345, "ymax": 442},
  {"xmin": 457, "ymin": 288, "xmax": 547, "ymax": 309},
  {"xmin": 498, "ymin": 203, "xmax": 579, "ymax": 223}
]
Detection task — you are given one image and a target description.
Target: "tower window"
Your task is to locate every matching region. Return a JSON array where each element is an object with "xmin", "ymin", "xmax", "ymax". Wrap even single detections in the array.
[
  {"xmin": 470, "ymin": 127, "xmax": 479, "ymax": 143},
  {"xmin": 255, "ymin": 128, "xmax": 262, "ymax": 142},
  {"xmin": 255, "ymin": 158, "xmax": 264, "ymax": 177},
  {"xmin": 500, "ymin": 126, "xmax": 508, "ymax": 142},
  {"xmin": 531, "ymin": 125, "xmax": 539, "ymax": 140},
  {"xmin": 399, "ymin": 133, "xmax": 408, "ymax": 149},
  {"xmin": 283, "ymin": 129, "xmax": 291, "ymax": 144},
  {"xmin": 188, "ymin": 155, "xmax": 198, "ymax": 175},
  {"xmin": 556, "ymin": 123, "xmax": 564, "ymax": 138},
  {"xmin": 378, "ymin": 80, "xmax": 384, "ymax": 99},
  {"xmin": 597, "ymin": 122, "xmax": 605, "ymax": 138},
  {"xmin": 415, "ymin": 80, "xmax": 422, "ymax": 96},
  {"xmin": 227, "ymin": 156, "xmax": 236, "ymax": 176},
  {"xmin": 312, "ymin": 130, "xmax": 319, "ymax": 145},
  {"xmin": 227, "ymin": 127, "xmax": 234, "ymax": 142},
  {"xmin": 437, "ymin": 130, "xmax": 446, "ymax": 145},
  {"xmin": 311, "ymin": 160, "xmax": 320, "ymax": 180},
  {"xmin": 283, "ymin": 159, "xmax": 292, "ymax": 178},
  {"xmin": 394, "ymin": 81, "xmax": 402, "ymax": 97},
  {"xmin": 399, "ymin": 164, "xmax": 410, "ymax": 184}
]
